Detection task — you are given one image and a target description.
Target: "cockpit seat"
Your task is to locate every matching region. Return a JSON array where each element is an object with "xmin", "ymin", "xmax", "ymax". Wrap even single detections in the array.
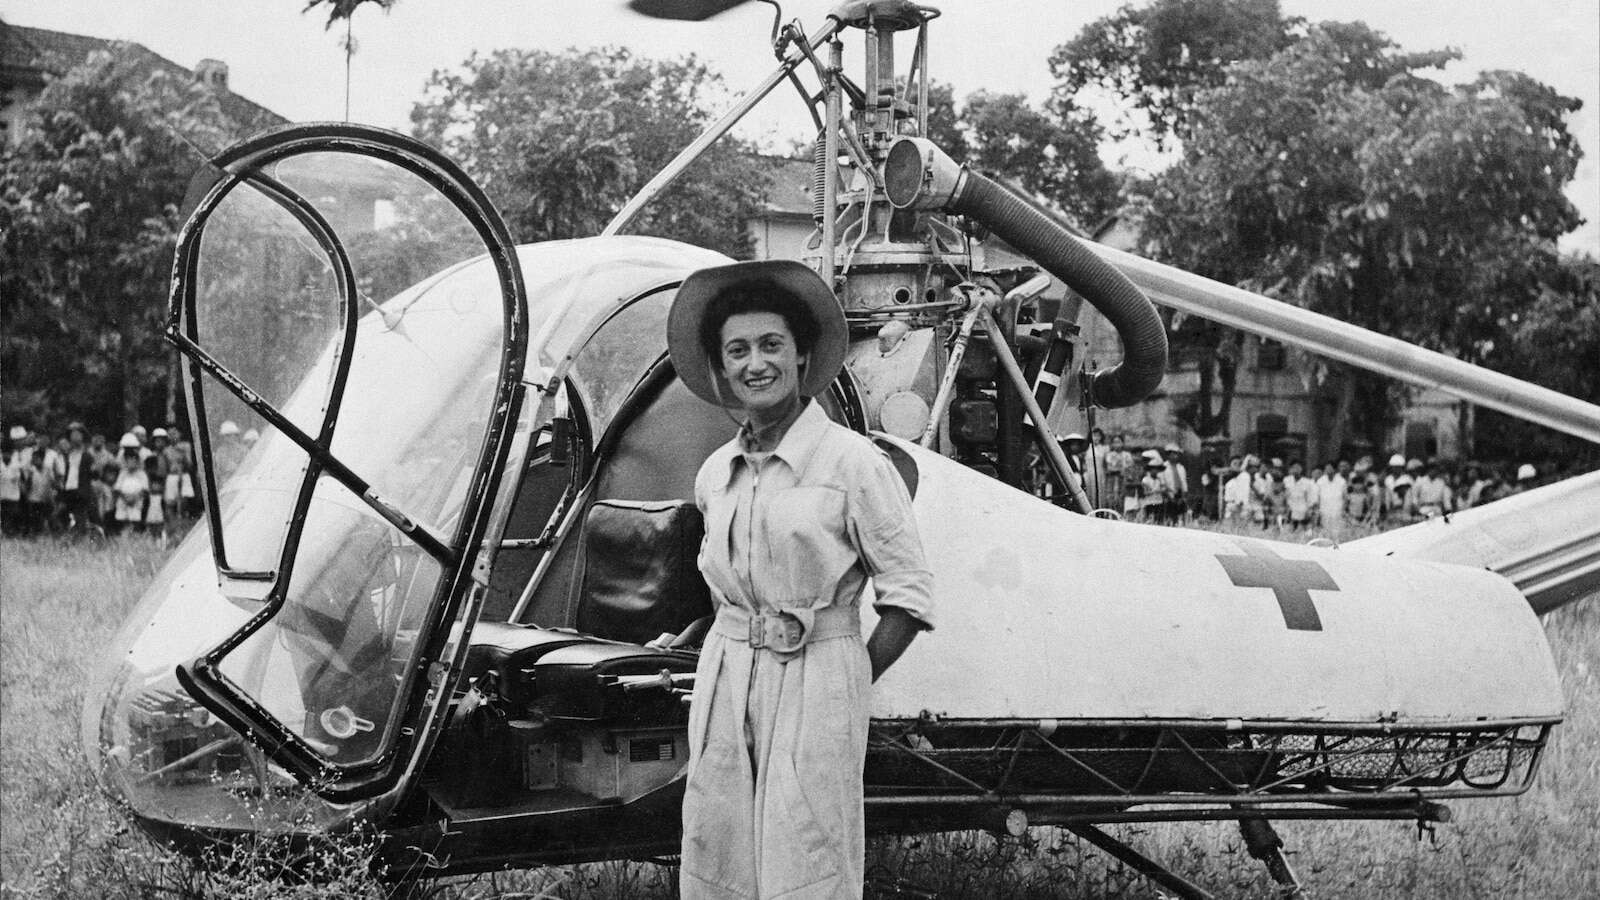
[{"xmin": 575, "ymin": 498, "xmax": 713, "ymax": 647}]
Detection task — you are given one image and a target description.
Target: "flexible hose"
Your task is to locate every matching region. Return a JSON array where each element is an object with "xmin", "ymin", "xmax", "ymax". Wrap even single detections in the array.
[{"xmin": 948, "ymin": 174, "xmax": 1168, "ymax": 408}]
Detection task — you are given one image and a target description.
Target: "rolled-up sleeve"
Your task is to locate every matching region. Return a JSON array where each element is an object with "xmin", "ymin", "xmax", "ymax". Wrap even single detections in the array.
[{"xmin": 846, "ymin": 448, "xmax": 935, "ymax": 629}]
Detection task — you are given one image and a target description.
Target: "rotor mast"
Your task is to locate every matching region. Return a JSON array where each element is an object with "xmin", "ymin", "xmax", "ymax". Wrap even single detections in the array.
[{"xmin": 610, "ymin": 0, "xmax": 1163, "ymax": 510}]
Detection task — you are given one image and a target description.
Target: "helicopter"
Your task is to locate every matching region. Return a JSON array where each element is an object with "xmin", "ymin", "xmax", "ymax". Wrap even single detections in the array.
[{"xmin": 81, "ymin": 2, "xmax": 1600, "ymax": 897}]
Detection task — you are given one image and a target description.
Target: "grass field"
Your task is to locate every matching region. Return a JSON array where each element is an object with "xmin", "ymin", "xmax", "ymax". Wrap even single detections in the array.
[{"xmin": 2, "ymin": 527, "xmax": 1596, "ymax": 898}]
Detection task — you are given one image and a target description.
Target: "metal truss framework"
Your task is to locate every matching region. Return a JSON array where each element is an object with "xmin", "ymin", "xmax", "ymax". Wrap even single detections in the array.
[
  {"xmin": 863, "ymin": 717, "xmax": 1551, "ymax": 813},
  {"xmin": 860, "ymin": 717, "xmax": 1551, "ymax": 899}
]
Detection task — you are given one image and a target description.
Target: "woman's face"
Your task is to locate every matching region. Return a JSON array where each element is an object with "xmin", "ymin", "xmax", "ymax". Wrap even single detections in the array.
[{"xmin": 719, "ymin": 311, "xmax": 807, "ymax": 414}]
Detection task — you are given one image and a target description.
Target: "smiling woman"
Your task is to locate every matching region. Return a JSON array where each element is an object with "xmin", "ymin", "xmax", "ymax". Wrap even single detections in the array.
[{"xmin": 665, "ymin": 259, "xmax": 934, "ymax": 899}]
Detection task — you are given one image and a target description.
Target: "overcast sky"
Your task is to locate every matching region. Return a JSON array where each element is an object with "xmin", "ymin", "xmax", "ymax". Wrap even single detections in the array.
[{"xmin": 4, "ymin": 0, "xmax": 1596, "ymax": 254}]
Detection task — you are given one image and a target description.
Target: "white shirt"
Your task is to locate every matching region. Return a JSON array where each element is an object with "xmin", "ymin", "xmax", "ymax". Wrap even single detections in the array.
[
  {"xmin": 1316, "ymin": 473, "xmax": 1347, "ymax": 509},
  {"xmin": 1224, "ymin": 470, "xmax": 1254, "ymax": 507}
]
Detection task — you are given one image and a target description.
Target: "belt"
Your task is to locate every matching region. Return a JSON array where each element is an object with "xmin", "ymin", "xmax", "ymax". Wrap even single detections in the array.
[{"xmin": 712, "ymin": 603, "xmax": 859, "ymax": 654}]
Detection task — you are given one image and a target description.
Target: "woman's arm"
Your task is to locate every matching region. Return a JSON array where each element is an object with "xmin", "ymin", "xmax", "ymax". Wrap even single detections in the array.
[
  {"xmin": 844, "ymin": 445, "xmax": 934, "ymax": 680},
  {"xmin": 867, "ymin": 607, "xmax": 925, "ymax": 682}
]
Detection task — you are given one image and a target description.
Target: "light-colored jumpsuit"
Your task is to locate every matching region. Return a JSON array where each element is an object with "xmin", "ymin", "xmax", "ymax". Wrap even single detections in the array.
[{"xmin": 681, "ymin": 400, "xmax": 934, "ymax": 900}]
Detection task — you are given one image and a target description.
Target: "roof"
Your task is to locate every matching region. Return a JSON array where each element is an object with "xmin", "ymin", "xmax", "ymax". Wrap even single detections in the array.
[
  {"xmin": 1, "ymin": 21, "xmax": 286, "ymax": 131},
  {"xmin": 753, "ymin": 153, "xmax": 817, "ymax": 218}
]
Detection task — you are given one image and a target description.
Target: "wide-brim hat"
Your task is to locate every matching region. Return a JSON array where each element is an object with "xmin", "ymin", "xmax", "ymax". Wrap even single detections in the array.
[{"xmin": 667, "ymin": 259, "xmax": 847, "ymax": 407}]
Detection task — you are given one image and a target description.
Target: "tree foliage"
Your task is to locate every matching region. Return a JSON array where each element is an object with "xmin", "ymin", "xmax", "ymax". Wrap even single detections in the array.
[
  {"xmin": 1049, "ymin": 0, "xmax": 1297, "ymax": 147},
  {"xmin": 1, "ymin": 46, "xmax": 244, "ymax": 431},
  {"xmin": 301, "ymin": 0, "xmax": 397, "ymax": 29},
  {"xmin": 1474, "ymin": 252, "xmax": 1600, "ymax": 465},
  {"xmin": 1139, "ymin": 22, "xmax": 1586, "ymax": 450},
  {"xmin": 410, "ymin": 47, "xmax": 768, "ymax": 257},
  {"xmin": 924, "ymin": 82, "xmax": 1119, "ymax": 229}
]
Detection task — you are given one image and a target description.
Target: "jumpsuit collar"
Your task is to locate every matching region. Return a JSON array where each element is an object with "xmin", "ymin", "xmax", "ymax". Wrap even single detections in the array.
[{"xmin": 718, "ymin": 398, "xmax": 831, "ymax": 488}]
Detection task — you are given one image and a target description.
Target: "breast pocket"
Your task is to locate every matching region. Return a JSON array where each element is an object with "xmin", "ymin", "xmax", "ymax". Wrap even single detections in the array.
[{"xmin": 760, "ymin": 486, "xmax": 853, "ymax": 605}]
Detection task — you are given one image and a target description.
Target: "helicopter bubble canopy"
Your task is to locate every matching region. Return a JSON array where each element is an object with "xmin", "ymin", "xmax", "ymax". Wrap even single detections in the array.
[{"xmin": 82, "ymin": 125, "xmax": 529, "ymax": 818}]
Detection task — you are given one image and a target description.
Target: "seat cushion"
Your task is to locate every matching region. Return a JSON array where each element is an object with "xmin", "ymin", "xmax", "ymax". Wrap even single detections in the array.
[
  {"xmin": 462, "ymin": 622, "xmax": 591, "ymax": 705},
  {"xmin": 576, "ymin": 499, "xmax": 713, "ymax": 646}
]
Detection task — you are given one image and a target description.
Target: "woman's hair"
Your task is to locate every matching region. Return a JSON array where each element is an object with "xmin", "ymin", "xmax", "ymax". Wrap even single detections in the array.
[{"xmin": 697, "ymin": 278, "xmax": 820, "ymax": 370}]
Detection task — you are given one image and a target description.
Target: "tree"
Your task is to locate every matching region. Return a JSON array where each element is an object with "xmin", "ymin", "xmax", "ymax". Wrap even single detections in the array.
[
  {"xmin": 301, "ymin": 0, "xmax": 397, "ymax": 28},
  {"xmin": 1139, "ymin": 23, "xmax": 1585, "ymax": 451},
  {"xmin": 1474, "ymin": 252, "xmax": 1600, "ymax": 467},
  {"xmin": 1049, "ymin": 0, "xmax": 1297, "ymax": 148},
  {"xmin": 300, "ymin": 0, "xmax": 399, "ymax": 118},
  {"xmin": 409, "ymin": 47, "xmax": 769, "ymax": 257},
  {"xmin": 923, "ymin": 81, "xmax": 1119, "ymax": 229},
  {"xmin": 1, "ymin": 46, "xmax": 244, "ymax": 431},
  {"xmin": 963, "ymin": 91, "xmax": 1120, "ymax": 228}
]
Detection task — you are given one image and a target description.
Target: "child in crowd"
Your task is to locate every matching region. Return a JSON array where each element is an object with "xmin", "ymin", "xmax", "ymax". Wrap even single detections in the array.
[{"xmin": 113, "ymin": 441, "xmax": 149, "ymax": 535}]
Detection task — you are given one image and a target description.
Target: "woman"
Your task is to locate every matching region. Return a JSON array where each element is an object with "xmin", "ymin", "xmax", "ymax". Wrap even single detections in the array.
[{"xmin": 667, "ymin": 259, "xmax": 935, "ymax": 900}]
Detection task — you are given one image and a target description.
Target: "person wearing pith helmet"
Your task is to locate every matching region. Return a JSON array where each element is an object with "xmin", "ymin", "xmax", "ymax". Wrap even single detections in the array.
[
  {"xmin": 112, "ymin": 433, "xmax": 150, "ymax": 535},
  {"xmin": 1160, "ymin": 442, "xmax": 1189, "ymax": 523},
  {"xmin": 1382, "ymin": 453, "xmax": 1411, "ymax": 522},
  {"xmin": 1038, "ymin": 432, "xmax": 1090, "ymax": 507},
  {"xmin": 667, "ymin": 259, "xmax": 933, "ymax": 900},
  {"xmin": 1059, "ymin": 432, "xmax": 1089, "ymax": 480},
  {"xmin": 1510, "ymin": 463, "xmax": 1538, "ymax": 494},
  {"xmin": 1139, "ymin": 449, "xmax": 1170, "ymax": 522}
]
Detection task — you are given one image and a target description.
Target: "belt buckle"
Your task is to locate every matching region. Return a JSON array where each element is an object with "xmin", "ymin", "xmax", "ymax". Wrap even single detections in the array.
[
  {"xmin": 769, "ymin": 612, "xmax": 806, "ymax": 653},
  {"xmin": 747, "ymin": 613, "xmax": 806, "ymax": 653}
]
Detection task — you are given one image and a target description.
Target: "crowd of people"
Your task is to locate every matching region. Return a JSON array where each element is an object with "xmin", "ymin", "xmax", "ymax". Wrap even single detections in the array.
[
  {"xmin": 1056, "ymin": 428, "xmax": 1545, "ymax": 533},
  {"xmin": 0, "ymin": 419, "xmax": 256, "ymax": 537},
  {"xmin": 1, "ymin": 414, "xmax": 1553, "ymax": 540}
]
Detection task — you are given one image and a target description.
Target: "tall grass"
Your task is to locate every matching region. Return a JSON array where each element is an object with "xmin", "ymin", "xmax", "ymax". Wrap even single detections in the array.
[{"xmin": 2, "ymin": 525, "xmax": 1595, "ymax": 898}]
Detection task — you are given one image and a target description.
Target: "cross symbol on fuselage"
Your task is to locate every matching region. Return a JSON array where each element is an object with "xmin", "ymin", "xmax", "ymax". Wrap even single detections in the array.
[{"xmin": 1214, "ymin": 541, "xmax": 1339, "ymax": 631}]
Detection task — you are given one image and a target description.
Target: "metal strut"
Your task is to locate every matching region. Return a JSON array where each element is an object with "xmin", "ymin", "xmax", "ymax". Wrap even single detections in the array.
[{"xmin": 1065, "ymin": 824, "xmax": 1215, "ymax": 900}]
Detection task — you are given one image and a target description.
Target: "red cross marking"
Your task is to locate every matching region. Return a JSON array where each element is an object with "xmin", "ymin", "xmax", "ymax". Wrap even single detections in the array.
[{"xmin": 1215, "ymin": 541, "xmax": 1339, "ymax": 631}]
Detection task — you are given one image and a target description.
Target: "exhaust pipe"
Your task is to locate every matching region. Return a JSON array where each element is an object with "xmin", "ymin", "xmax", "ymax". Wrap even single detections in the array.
[{"xmin": 884, "ymin": 137, "xmax": 1168, "ymax": 409}]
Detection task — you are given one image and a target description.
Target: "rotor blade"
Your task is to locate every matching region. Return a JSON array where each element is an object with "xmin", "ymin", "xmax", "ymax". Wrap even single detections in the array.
[
  {"xmin": 1085, "ymin": 242, "xmax": 1600, "ymax": 447},
  {"xmin": 626, "ymin": 0, "xmax": 753, "ymax": 20},
  {"xmin": 1347, "ymin": 470, "xmax": 1600, "ymax": 614}
]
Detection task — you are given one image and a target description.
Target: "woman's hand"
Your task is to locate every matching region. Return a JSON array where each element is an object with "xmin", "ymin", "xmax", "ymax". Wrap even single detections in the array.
[{"xmin": 866, "ymin": 607, "xmax": 925, "ymax": 683}]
